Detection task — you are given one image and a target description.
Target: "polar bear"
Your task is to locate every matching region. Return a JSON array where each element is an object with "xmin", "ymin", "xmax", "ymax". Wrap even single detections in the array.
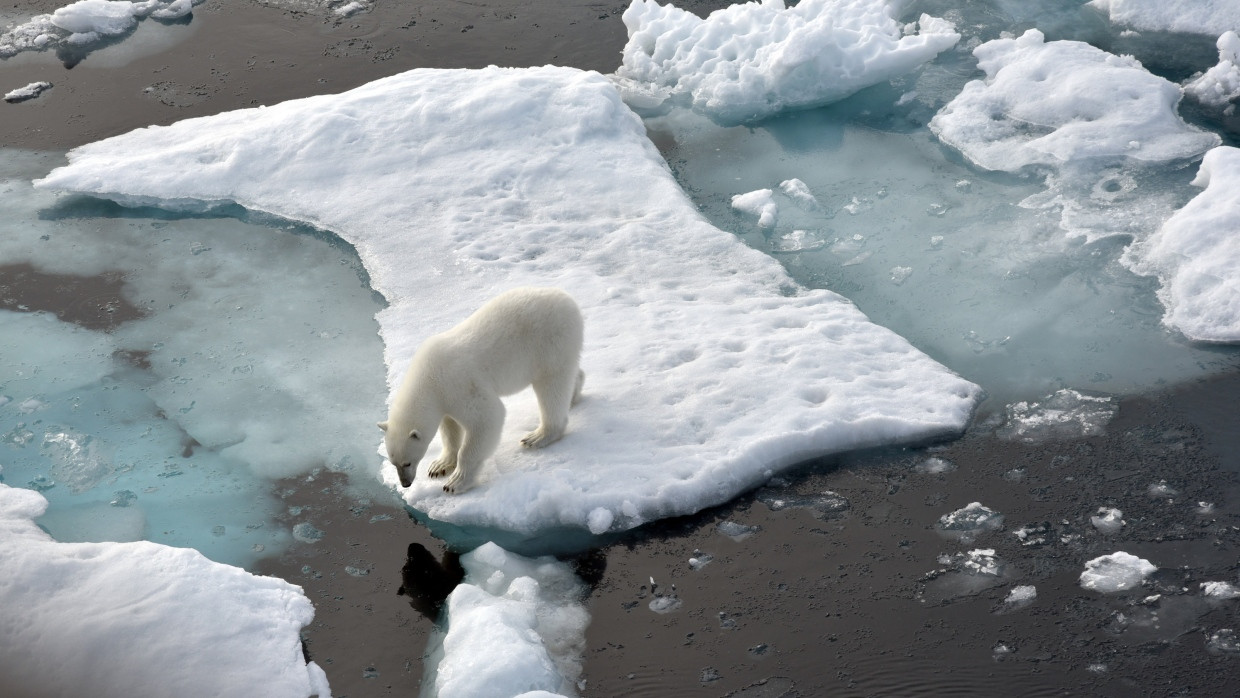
[{"xmin": 379, "ymin": 287, "xmax": 584, "ymax": 493}]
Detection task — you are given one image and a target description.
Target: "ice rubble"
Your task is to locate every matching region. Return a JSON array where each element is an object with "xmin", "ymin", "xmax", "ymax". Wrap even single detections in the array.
[
  {"xmin": 930, "ymin": 30, "xmax": 1218, "ymax": 173},
  {"xmin": 0, "ymin": 484, "xmax": 329, "ymax": 698},
  {"xmin": 613, "ymin": 0, "xmax": 959, "ymax": 124},
  {"xmin": 35, "ymin": 66, "xmax": 981, "ymax": 537},
  {"xmin": 1125, "ymin": 147, "xmax": 1240, "ymax": 343},
  {"xmin": 1185, "ymin": 32, "xmax": 1240, "ymax": 110},
  {"xmin": 1088, "ymin": 0, "xmax": 1240, "ymax": 36},
  {"xmin": 1079, "ymin": 551, "xmax": 1157, "ymax": 593},
  {"xmin": 421, "ymin": 543, "xmax": 587, "ymax": 698},
  {"xmin": 0, "ymin": 0, "xmax": 202, "ymax": 58}
]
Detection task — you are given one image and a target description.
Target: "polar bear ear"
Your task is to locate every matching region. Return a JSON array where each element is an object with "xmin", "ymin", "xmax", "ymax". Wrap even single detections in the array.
[
  {"xmin": 409, "ymin": 430, "xmax": 420, "ymax": 440},
  {"xmin": 377, "ymin": 421, "xmax": 389, "ymax": 432}
]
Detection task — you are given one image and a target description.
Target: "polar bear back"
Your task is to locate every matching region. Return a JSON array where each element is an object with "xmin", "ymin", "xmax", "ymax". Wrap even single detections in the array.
[{"xmin": 425, "ymin": 287, "xmax": 583, "ymax": 398}]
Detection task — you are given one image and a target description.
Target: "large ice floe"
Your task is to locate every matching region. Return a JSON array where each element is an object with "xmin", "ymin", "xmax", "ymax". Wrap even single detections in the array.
[
  {"xmin": 0, "ymin": 484, "xmax": 329, "ymax": 698},
  {"xmin": 34, "ymin": 65, "xmax": 981, "ymax": 539},
  {"xmin": 1125, "ymin": 147, "xmax": 1240, "ymax": 342},
  {"xmin": 1088, "ymin": 0, "xmax": 1240, "ymax": 36},
  {"xmin": 613, "ymin": 0, "xmax": 960, "ymax": 124}
]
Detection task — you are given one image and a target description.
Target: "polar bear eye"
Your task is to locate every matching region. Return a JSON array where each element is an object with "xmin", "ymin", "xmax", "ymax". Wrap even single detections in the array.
[{"xmin": 409, "ymin": 430, "xmax": 420, "ymax": 440}]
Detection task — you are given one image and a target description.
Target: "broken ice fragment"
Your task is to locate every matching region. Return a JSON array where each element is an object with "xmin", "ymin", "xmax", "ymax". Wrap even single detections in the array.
[
  {"xmin": 936, "ymin": 502, "xmax": 1003, "ymax": 542},
  {"xmin": 291, "ymin": 522, "xmax": 325, "ymax": 543},
  {"xmin": 1090, "ymin": 507, "xmax": 1124, "ymax": 535},
  {"xmin": 717, "ymin": 520, "xmax": 759, "ymax": 541},
  {"xmin": 1079, "ymin": 552, "xmax": 1156, "ymax": 593}
]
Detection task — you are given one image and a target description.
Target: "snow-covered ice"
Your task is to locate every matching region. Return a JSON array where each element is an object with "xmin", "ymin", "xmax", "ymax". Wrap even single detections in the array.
[
  {"xmin": 34, "ymin": 66, "xmax": 981, "ymax": 539},
  {"xmin": 614, "ymin": 0, "xmax": 959, "ymax": 124},
  {"xmin": 0, "ymin": 484, "xmax": 329, "ymax": 698},
  {"xmin": 1125, "ymin": 147, "xmax": 1240, "ymax": 342},
  {"xmin": 1088, "ymin": 0, "xmax": 1240, "ymax": 36},
  {"xmin": 420, "ymin": 543, "xmax": 586, "ymax": 698},
  {"xmin": 4, "ymin": 81, "xmax": 52, "ymax": 103},
  {"xmin": 931, "ymin": 30, "xmax": 1218, "ymax": 173},
  {"xmin": 1080, "ymin": 551, "xmax": 1157, "ymax": 593},
  {"xmin": 1184, "ymin": 32, "xmax": 1240, "ymax": 110}
]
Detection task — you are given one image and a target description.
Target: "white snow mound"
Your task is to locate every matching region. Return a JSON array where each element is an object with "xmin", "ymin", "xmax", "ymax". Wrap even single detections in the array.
[
  {"xmin": 35, "ymin": 66, "xmax": 980, "ymax": 536},
  {"xmin": 931, "ymin": 30, "xmax": 1218, "ymax": 172},
  {"xmin": 615, "ymin": 0, "xmax": 959, "ymax": 124},
  {"xmin": 1126, "ymin": 146, "xmax": 1240, "ymax": 342},
  {"xmin": 0, "ymin": 484, "xmax": 328, "ymax": 698}
]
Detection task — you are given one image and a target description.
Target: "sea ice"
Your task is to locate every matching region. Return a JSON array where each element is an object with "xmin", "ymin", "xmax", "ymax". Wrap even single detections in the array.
[
  {"xmin": 35, "ymin": 66, "xmax": 981, "ymax": 539},
  {"xmin": 1202, "ymin": 581, "xmax": 1240, "ymax": 599},
  {"xmin": 421, "ymin": 543, "xmax": 585, "ymax": 698},
  {"xmin": 1124, "ymin": 146, "xmax": 1240, "ymax": 342},
  {"xmin": 4, "ymin": 81, "xmax": 53, "ymax": 103},
  {"xmin": 1184, "ymin": 32, "xmax": 1240, "ymax": 110},
  {"xmin": 998, "ymin": 584, "xmax": 1037, "ymax": 612},
  {"xmin": 731, "ymin": 188, "xmax": 778, "ymax": 228},
  {"xmin": 996, "ymin": 389, "xmax": 1116, "ymax": 443},
  {"xmin": 614, "ymin": 0, "xmax": 959, "ymax": 124},
  {"xmin": 1090, "ymin": 507, "xmax": 1125, "ymax": 535},
  {"xmin": 1079, "ymin": 551, "xmax": 1157, "ymax": 592},
  {"xmin": 0, "ymin": 0, "xmax": 203, "ymax": 58},
  {"xmin": 936, "ymin": 502, "xmax": 1004, "ymax": 543},
  {"xmin": 0, "ymin": 484, "xmax": 328, "ymax": 698},
  {"xmin": 1088, "ymin": 0, "xmax": 1240, "ymax": 36},
  {"xmin": 931, "ymin": 30, "xmax": 1218, "ymax": 173}
]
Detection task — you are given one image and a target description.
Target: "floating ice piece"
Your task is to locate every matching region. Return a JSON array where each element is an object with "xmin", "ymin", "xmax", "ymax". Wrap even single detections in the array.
[
  {"xmin": 425, "ymin": 542, "xmax": 584, "ymax": 698},
  {"xmin": 1125, "ymin": 146, "xmax": 1240, "ymax": 342},
  {"xmin": 779, "ymin": 179, "xmax": 820, "ymax": 211},
  {"xmin": 996, "ymin": 389, "xmax": 1115, "ymax": 443},
  {"xmin": 1147, "ymin": 479, "xmax": 1179, "ymax": 497},
  {"xmin": 914, "ymin": 456, "xmax": 956, "ymax": 474},
  {"xmin": 1202, "ymin": 581, "xmax": 1240, "ymax": 599},
  {"xmin": 930, "ymin": 30, "xmax": 1219, "ymax": 173},
  {"xmin": 937, "ymin": 502, "xmax": 1004, "ymax": 542},
  {"xmin": 961, "ymin": 548, "xmax": 1002, "ymax": 576},
  {"xmin": 731, "ymin": 188, "xmax": 779, "ymax": 228},
  {"xmin": 1185, "ymin": 32, "xmax": 1240, "ymax": 109},
  {"xmin": 0, "ymin": 0, "xmax": 202, "ymax": 59},
  {"xmin": 615, "ymin": 0, "xmax": 959, "ymax": 124},
  {"xmin": 770, "ymin": 229, "xmax": 826, "ymax": 254},
  {"xmin": 1090, "ymin": 507, "xmax": 1125, "ymax": 535},
  {"xmin": 717, "ymin": 520, "xmax": 760, "ymax": 541},
  {"xmin": 688, "ymin": 549, "xmax": 713, "ymax": 570},
  {"xmin": 4, "ymin": 81, "xmax": 52, "ymax": 103},
  {"xmin": 1079, "ymin": 551, "xmax": 1157, "ymax": 592},
  {"xmin": 35, "ymin": 66, "xmax": 980, "ymax": 538},
  {"xmin": 1088, "ymin": 0, "xmax": 1240, "ymax": 36},
  {"xmin": 998, "ymin": 584, "xmax": 1037, "ymax": 612},
  {"xmin": 1207, "ymin": 629, "xmax": 1240, "ymax": 654},
  {"xmin": 0, "ymin": 484, "xmax": 328, "ymax": 697}
]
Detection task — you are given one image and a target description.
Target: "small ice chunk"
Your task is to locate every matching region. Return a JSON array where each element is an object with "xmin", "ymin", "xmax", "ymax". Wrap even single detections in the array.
[
  {"xmin": 770, "ymin": 229, "xmax": 826, "ymax": 254},
  {"xmin": 962, "ymin": 548, "xmax": 1002, "ymax": 576},
  {"xmin": 334, "ymin": 1, "xmax": 367, "ymax": 17},
  {"xmin": 4, "ymin": 81, "xmax": 52, "ymax": 103},
  {"xmin": 889, "ymin": 266, "xmax": 913, "ymax": 285},
  {"xmin": 1202, "ymin": 581, "xmax": 1240, "ymax": 599},
  {"xmin": 291, "ymin": 522, "xmax": 325, "ymax": 543},
  {"xmin": 914, "ymin": 456, "xmax": 956, "ymax": 474},
  {"xmin": 1090, "ymin": 507, "xmax": 1124, "ymax": 535},
  {"xmin": 688, "ymin": 549, "xmax": 713, "ymax": 571},
  {"xmin": 779, "ymin": 178, "xmax": 820, "ymax": 211},
  {"xmin": 731, "ymin": 189, "xmax": 778, "ymax": 228},
  {"xmin": 999, "ymin": 585, "xmax": 1037, "ymax": 612},
  {"xmin": 997, "ymin": 389, "xmax": 1115, "ymax": 443},
  {"xmin": 1012, "ymin": 523, "xmax": 1051, "ymax": 547},
  {"xmin": 1147, "ymin": 480, "xmax": 1178, "ymax": 497},
  {"xmin": 717, "ymin": 520, "xmax": 759, "ymax": 541},
  {"xmin": 1079, "ymin": 551, "xmax": 1157, "ymax": 593},
  {"xmin": 937, "ymin": 502, "xmax": 1004, "ymax": 542},
  {"xmin": 649, "ymin": 594, "xmax": 682, "ymax": 613}
]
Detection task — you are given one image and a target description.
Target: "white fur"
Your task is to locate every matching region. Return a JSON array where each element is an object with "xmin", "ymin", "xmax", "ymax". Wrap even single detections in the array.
[{"xmin": 379, "ymin": 287, "xmax": 584, "ymax": 493}]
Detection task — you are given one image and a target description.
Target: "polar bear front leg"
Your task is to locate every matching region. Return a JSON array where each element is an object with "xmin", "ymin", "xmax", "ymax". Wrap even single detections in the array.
[
  {"xmin": 428, "ymin": 416, "xmax": 462, "ymax": 479},
  {"xmin": 443, "ymin": 399, "xmax": 504, "ymax": 494}
]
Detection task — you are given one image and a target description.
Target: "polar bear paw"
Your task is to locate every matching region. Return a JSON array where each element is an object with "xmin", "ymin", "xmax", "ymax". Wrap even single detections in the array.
[
  {"xmin": 521, "ymin": 427, "xmax": 563, "ymax": 450},
  {"xmin": 442, "ymin": 470, "xmax": 468, "ymax": 494},
  {"xmin": 428, "ymin": 456, "xmax": 455, "ymax": 478}
]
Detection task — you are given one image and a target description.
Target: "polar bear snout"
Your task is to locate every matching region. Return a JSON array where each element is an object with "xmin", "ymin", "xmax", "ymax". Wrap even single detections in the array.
[{"xmin": 396, "ymin": 463, "xmax": 415, "ymax": 488}]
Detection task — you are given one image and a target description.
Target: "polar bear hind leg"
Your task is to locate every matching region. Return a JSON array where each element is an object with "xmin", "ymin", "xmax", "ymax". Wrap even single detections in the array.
[
  {"xmin": 522, "ymin": 367, "xmax": 583, "ymax": 449},
  {"xmin": 427, "ymin": 416, "xmax": 463, "ymax": 479}
]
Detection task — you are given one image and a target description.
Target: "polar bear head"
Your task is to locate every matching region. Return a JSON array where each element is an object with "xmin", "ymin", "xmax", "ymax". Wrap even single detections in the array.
[{"xmin": 377, "ymin": 420, "xmax": 429, "ymax": 488}]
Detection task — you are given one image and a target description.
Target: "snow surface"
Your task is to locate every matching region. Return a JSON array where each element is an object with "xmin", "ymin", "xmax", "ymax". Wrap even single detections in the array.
[
  {"xmin": 0, "ymin": 483, "xmax": 329, "ymax": 698},
  {"xmin": 1185, "ymin": 32, "xmax": 1240, "ymax": 110},
  {"xmin": 34, "ymin": 66, "xmax": 981, "ymax": 537},
  {"xmin": 931, "ymin": 30, "xmax": 1218, "ymax": 173},
  {"xmin": 1126, "ymin": 147, "xmax": 1240, "ymax": 342},
  {"xmin": 421, "ymin": 543, "xmax": 585, "ymax": 698},
  {"xmin": 613, "ymin": 0, "xmax": 959, "ymax": 124},
  {"xmin": 1080, "ymin": 551, "xmax": 1157, "ymax": 593},
  {"xmin": 1088, "ymin": 0, "xmax": 1240, "ymax": 36}
]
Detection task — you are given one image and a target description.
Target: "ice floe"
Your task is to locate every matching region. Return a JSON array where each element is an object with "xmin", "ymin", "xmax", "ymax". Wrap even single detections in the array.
[
  {"xmin": 4, "ymin": 81, "xmax": 53, "ymax": 103},
  {"xmin": 1080, "ymin": 551, "xmax": 1157, "ymax": 592},
  {"xmin": 614, "ymin": 0, "xmax": 959, "ymax": 124},
  {"xmin": 1184, "ymin": 32, "xmax": 1240, "ymax": 110},
  {"xmin": 34, "ymin": 66, "xmax": 980, "ymax": 538},
  {"xmin": 0, "ymin": 0, "xmax": 202, "ymax": 59},
  {"xmin": 1088, "ymin": 0, "xmax": 1240, "ymax": 36},
  {"xmin": 0, "ymin": 484, "xmax": 328, "ymax": 697},
  {"xmin": 1125, "ymin": 146, "xmax": 1240, "ymax": 342},
  {"xmin": 931, "ymin": 29, "xmax": 1218, "ymax": 173},
  {"xmin": 421, "ymin": 543, "xmax": 586, "ymax": 698}
]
